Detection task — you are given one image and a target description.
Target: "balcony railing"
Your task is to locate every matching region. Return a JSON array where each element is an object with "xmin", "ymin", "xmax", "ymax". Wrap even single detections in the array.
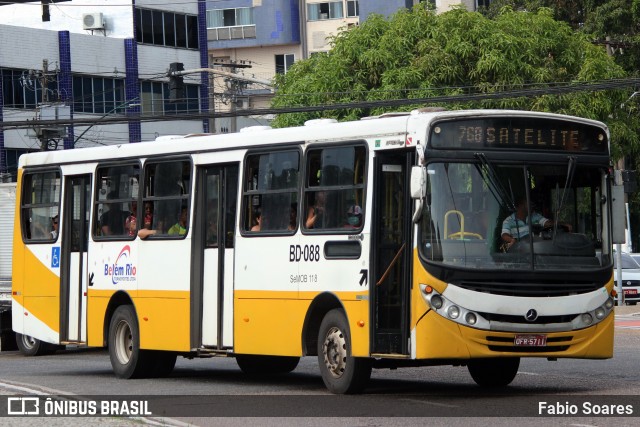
[{"xmin": 208, "ymin": 25, "xmax": 256, "ymax": 41}]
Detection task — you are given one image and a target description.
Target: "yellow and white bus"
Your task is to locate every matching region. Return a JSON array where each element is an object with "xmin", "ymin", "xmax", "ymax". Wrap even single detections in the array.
[{"xmin": 12, "ymin": 109, "xmax": 619, "ymax": 393}]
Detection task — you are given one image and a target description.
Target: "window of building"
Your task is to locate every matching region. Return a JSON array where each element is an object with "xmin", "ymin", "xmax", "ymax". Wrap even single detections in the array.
[
  {"xmin": 1, "ymin": 68, "xmax": 57, "ymax": 109},
  {"xmin": 307, "ymin": 2, "xmax": 344, "ymax": 21},
  {"xmin": 206, "ymin": 7, "xmax": 255, "ymax": 40},
  {"xmin": 207, "ymin": 7, "xmax": 253, "ymax": 27},
  {"xmin": 303, "ymin": 144, "xmax": 366, "ymax": 232},
  {"xmin": 21, "ymin": 170, "xmax": 61, "ymax": 242},
  {"xmin": 275, "ymin": 54, "xmax": 295, "ymax": 74},
  {"xmin": 141, "ymin": 159, "xmax": 191, "ymax": 238},
  {"xmin": 73, "ymin": 76, "xmax": 125, "ymax": 115},
  {"xmin": 140, "ymin": 81, "xmax": 200, "ymax": 116},
  {"xmin": 242, "ymin": 150, "xmax": 300, "ymax": 234},
  {"xmin": 135, "ymin": 8, "xmax": 199, "ymax": 49},
  {"xmin": 347, "ymin": 1, "xmax": 359, "ymax": 17},
  {"xmin": 93, "ymin": 164, "xmax": 140, "ymax": 239},
  {"xmin": 476, "ymin": 0, "xmax": 492, "ymax": 8}
]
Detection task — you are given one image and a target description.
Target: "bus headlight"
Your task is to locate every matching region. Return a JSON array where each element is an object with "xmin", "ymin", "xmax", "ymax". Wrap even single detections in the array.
[
  {"xmin": 430, "ymin": 295, "xmax": 443, "ymax": 309},
  {"xmin": 465, "ymin": 312, "xmax": 477, "ymax": 325},
  {"xmin": 447, "ymin": 305, "xmax": 460, "ymax": 319},
  {"xmin": 594, "ymin": 307, "xmax": 606, "ymax": 320},
  {"xmin": 581, "ymin": 313, "xmax": 593, "ymax": 325},
  {"xmin": 604, "ymin": 297, "xmax": 614, "ymax": 310}
]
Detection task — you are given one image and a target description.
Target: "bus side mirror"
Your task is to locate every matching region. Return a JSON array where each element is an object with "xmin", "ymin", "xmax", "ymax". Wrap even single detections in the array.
[
  {"xmin": 410, "ymin": 166, "xmax": 426, "ymax": 199},
  {"xmin": 410, "ymin": 166, "xmax": 426, "ymax": 223}
]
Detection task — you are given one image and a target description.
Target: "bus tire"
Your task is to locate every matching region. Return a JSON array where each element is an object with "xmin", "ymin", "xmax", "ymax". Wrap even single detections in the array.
[
  {"xmin": 236, "ymin": 355, "xmax": 300, "ymax": 375},
  {"xmin": 148, "ymin": 351, "xmax": 177, "ymax": 377},
  {"xmin": 15, "ymin": 333, "xmax": 57, "ymax": 356},
  {"xmin": 108, "ymin": 305, "xmax": 150, "ymax": 379},
  {"xmin": 317, "ymin": 309, "xmax": 372, "ymax": 394},
  {"xmin": 468, "ymin": 357, "xmax": 520, "ymax": 387}
]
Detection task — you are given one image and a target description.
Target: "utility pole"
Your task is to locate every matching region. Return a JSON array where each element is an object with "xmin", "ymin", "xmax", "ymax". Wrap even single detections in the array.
[
  {"xmin": 26, "ymin": 60, "xmax": 67, "ymax": 150},
  {"xmin": 167, "ymin": 61, "xmax": 273, "ymax": 133}
]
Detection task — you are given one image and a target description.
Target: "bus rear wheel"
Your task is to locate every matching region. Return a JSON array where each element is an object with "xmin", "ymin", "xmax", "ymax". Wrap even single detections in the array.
[
  {"xmin": 317, "ymin": 309, "xmax": 372, "ymax": 394},
  {"xmin": 108, "ymin": 305, "xmax": 151, "ymax": 379},
  {"xmin": 236, "ymin": 355, "xmax": 300, "ymax": 375},
  {"xmin": 468, "ymin": 357, "xmax": 520, "ymax": 387},
  {"xmin": 16, "ymin": 333, "xmax": 57, "ymax": 356}
]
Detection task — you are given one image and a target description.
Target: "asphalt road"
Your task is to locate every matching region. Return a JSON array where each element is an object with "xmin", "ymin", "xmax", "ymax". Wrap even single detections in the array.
[{"xmin": 0, "ymin": 306, "xmax": 638, "ymax": 426}]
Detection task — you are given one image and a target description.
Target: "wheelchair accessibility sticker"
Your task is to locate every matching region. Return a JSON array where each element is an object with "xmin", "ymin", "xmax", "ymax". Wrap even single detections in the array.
[{"xmin": 51, "ymin": 247, "xmax": 60, "ymax": 268}]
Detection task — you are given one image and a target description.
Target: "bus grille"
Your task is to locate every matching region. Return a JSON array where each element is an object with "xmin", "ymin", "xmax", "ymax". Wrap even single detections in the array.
[
  {"xmin": 456, "ymin": 279, "xmax": 599, "ymax": 297},
  {"xmin": 479, "ymin": 312, "xmax": 575, "ymax": 324}
]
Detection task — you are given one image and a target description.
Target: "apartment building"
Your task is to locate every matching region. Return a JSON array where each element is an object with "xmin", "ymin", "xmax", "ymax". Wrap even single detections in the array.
[
  {"xmin": 0, "ymin": 0, "xmax": 210, "ymax": 180},
  {"xmin": 205, "ymin": 0, "xmax": 478, "ymax": 132}
]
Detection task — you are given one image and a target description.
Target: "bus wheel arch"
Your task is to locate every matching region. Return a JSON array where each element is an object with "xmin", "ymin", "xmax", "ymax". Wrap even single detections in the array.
[{"xmin": 302, "ymin": 292, "xmax": 344, "ymax": 356}]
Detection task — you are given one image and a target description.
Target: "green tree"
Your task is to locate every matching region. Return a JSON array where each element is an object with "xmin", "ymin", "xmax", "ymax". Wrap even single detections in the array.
[{"xmin": 271, "ymin": 5, "xmax": 640, "ymax": 163}]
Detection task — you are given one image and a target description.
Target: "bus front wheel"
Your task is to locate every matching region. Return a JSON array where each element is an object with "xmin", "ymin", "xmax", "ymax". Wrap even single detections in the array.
[
  {"xmin": 15, "ymin": 333, "xmax": 57, "ymax": 356},
  {"xmin": 468, "ymin": 357, "xmax": 520, "ymax": 387},
  {"xmin": 317, "ymin": 309, "xmax": 372, "ymax": 394},
  {"xmin": 108, "ymin": 305, "xmax": 151, "ymax": 379}
]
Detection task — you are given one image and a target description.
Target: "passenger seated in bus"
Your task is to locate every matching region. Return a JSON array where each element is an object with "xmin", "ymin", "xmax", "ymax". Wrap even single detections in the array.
[
  {"xmin": 100, "ymin": 192, "xmax": 126, "ymax": 236},
  {"xmin": 251, "ymin": 207, "xmax": 262, "ymax": 231},
  {"xmin": 143, "ymin": 202, "xmax": 153, "ymax": 230},
  {"xmin": 306, "ymin": 191, "xmax": 326, "ymax": 229},
  {"xmin": 288, "ymin": 203, "xmax": 297, "ymax": 231},
  {"xmin": 168, "ymin": 206, "xmax": 188, "ymax": 235},
  {"xmin": 125, "ymin": 202, "xmax": 138, "ymax": 237},
  {"xmin": 51, "ymin": 215, "xmax": 59, "ymax": 240},
  {"xmin": 501, "ymin": 196, "xmax": 572, "ymax": 251},
  {"xmin": 344, "ymin": 205, "xmax": 362, "ymax": 229}
]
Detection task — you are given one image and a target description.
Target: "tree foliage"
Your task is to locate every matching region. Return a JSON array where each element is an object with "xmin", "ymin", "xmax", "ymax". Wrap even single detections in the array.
[{"xmin": 271, "ymin": 5, "xmax": 640, "ymax": 164}]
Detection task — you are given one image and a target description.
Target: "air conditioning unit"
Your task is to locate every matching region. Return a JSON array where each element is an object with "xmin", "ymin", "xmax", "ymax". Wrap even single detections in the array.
[{"xmin": 83, "ymin": 12, "xmax": 105, "ymax": 30}]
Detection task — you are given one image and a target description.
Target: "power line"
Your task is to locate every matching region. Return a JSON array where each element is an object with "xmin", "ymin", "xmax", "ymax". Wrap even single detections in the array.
[{"xmin": 2, "ymin": 77, "xmax": 639, "ymax": 131}]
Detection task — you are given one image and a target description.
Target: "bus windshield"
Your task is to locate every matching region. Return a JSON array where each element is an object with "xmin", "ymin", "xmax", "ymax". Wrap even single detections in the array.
[{"xmin": 418, "ymin": 160, "xmax": 611, "ymax": 271}]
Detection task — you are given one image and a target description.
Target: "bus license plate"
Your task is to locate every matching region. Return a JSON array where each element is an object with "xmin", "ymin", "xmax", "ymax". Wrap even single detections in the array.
[
  {"xmin": 514, "ymin": 334, "xmax": 547, "ymax": 347},
  {"xmin": 624, "ymin": 289, "xmax": 638, "ymax": 295}
]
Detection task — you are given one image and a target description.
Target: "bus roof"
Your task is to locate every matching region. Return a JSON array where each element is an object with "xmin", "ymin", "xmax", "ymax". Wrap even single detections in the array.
[{"xmin": 18, "ymin": 109, "xmax": 609, "ymax": 168}]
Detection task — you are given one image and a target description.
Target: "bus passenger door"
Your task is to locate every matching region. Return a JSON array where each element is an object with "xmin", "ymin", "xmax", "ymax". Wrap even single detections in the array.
[
  {"xmin": 60, "ymin": 174, "xmax": 91, "ymax": 343},
  {"xmin": 191, "ymin": 164, "xmax": 238, "ymax": 350},
  {"xmin": 371, "ymin": 152, "xmax": 412, "ymax": 355}
]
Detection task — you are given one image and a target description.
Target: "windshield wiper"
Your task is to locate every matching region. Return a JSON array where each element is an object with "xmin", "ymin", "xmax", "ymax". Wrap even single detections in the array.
[
  {"xmin": 553, "ymin": 156, "xmax": 577, "ymax": 238},
  {"xmin": 474, "ymin": 153, "xmax": 516, "ymax": 211}
]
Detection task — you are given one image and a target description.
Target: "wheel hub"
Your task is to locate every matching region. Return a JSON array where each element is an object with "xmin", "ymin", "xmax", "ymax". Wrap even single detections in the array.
[
  {"xmin": 322, "ymin": 326, "xmax": 347, "ymax": 378},
  {"xmin": 114, "ymin": 320, "xmax": 133, "ymax": 365}
]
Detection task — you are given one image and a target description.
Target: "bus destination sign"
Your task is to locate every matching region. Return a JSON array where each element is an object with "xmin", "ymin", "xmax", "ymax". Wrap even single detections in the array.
[{"xmin": 430, "ymin": 117, "xmax": 608, "ymax": 153}]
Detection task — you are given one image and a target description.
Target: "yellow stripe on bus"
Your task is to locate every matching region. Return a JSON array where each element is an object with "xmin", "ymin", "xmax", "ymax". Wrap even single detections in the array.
[
  {"xmin": 87, "ymin": 289, "xmax": 190, "ymax": 351},
  {"xmin": 234, "ymin": 290, "xmax": 370, "ymax": 357}
]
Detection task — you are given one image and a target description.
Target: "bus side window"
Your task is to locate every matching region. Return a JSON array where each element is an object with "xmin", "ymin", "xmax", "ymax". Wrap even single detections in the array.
[
  {"xmin": 242, "ymin": 150, "xmax": 299, "ymax": 234},
  {"xmin": 142, "ymin": 159, "xmax": 191, "ymax": 238},
  {"xmin": 303, "ymin": 144, "xmax": 366, "ymax": 232},
  {"xmin": 93, "ymin": 164, "xmax": 140, "ymax": 239},
  {"xmin": 20, "ymin": 171, "xmax": 61, "ymax": 243}
]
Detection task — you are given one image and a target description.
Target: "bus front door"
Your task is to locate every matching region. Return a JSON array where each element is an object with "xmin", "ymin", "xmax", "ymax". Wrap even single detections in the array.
[
  {"xmin": 371, "ymin": 152, "xmax": 412, "ymax": 355},
  {"xmin": 191, "ymin": 164, "xmax": 238, "ymax": 350},
  {"xmin": 60, "ymin": 174, "xmax": 91, "ymax": 343}
]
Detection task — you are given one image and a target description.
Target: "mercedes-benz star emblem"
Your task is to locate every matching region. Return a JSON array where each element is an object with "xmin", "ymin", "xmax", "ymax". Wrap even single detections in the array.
[{"xmin": 525, "ymin": 309, "xmax": 538, "ymax": 322}]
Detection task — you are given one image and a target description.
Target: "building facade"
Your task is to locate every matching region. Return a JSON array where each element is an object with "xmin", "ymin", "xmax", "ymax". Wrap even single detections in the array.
[
  {"xmin": 205, "ymin": 0, "xmax": 479, "ymax": 132},
  {"xmin": 0, "ymin": 0, "xmax": 210, "ymax": 181},
  {"xmin": 0, "ymin": 0, "xmax": 484, "ymax": 179}
]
